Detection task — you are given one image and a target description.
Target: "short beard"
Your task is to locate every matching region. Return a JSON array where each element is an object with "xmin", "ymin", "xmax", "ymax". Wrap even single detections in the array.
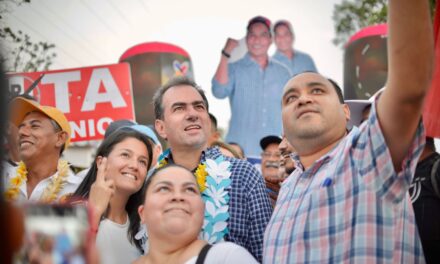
[{"xmin": 293, "ymin": 125, "xmax": 326, "ymax": 140}]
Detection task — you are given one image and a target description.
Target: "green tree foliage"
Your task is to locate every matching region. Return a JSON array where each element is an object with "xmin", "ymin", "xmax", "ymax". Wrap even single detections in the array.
[
  {"xmin": 333, "ymin": 0, "xmax": 437, "ymax": 47},
  {"xmin": 0, "ymin": 0, "xmax": 56, "ymax": 72}
]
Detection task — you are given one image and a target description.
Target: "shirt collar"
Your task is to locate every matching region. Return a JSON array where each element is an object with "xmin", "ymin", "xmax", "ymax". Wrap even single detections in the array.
[
  {"xmin": 165, "ymin": 146, "xmax": 223, "ymax": 166},
  {"xmin": 243, "ymin": 52, "xmax": 275, "ymax": 68},
  {"xmin": 291, "ymin": 130, "xmax": 356, "ymax": 173}
]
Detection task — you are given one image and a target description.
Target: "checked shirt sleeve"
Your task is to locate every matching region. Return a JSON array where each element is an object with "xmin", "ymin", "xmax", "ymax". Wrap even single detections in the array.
[
  {"xmin": 354, "ymin": 100, "xmax": 425, "ymax": 204},
  {"xmin": 211, "ymin": 63, "xmax": 236, "ymax": 99},
  {"xmin": 242, "ymin": 162, "xmax": 273, "ymax": 262}
]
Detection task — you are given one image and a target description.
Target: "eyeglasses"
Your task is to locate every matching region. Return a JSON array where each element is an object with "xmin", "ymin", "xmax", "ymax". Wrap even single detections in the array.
[{"xmin": 261, "ymin": 151, "xmax": 281, "ymax": 159}]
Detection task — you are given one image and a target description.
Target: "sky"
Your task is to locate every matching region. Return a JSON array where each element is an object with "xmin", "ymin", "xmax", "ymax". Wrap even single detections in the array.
[{"xmin": 3, "ymin": 0, "xmax": 344, "ymax": 131}]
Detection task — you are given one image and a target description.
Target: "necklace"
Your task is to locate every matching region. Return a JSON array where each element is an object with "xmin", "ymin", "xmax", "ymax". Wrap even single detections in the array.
[
  {"xmin": 4, "ymin": 160, "xmax": 70, "ymax": 203},
  {"xmin": 157, "ymin": 149, "xmax": 231, "ymax": 243}
]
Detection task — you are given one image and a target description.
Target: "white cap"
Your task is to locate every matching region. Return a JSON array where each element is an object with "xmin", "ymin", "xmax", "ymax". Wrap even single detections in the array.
[{"xmin": 345, "ymin": 88, "xmax": 385, "ymax": 127}]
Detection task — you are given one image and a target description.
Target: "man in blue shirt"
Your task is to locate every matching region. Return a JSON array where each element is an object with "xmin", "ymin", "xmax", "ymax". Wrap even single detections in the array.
[
  {"xmin": 272, "ymin": 20, "xmax": 317, "ymax": 76},
  {"xmin": 212, "ymin": 16, "xmax": 291, "ymax": 157},
  {"xmin": 154, "ymin": 76, "xmax": 272, "ymax": 262}
]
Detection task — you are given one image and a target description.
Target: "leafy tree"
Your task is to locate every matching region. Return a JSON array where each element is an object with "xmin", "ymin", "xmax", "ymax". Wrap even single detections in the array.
[
  {"xmin": 0, "ymin": 0, "xmax": 56, "ymax": 72},
  {"xmin": 332, "ymin": 0, "xmax": 436, "ymax": 47}
]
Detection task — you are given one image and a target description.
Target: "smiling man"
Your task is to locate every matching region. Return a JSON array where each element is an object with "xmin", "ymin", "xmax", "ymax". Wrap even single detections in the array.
[
  {"xmin": 263, "ymin": 0, "xmax": 433, "ymax": 263},
  {"xmin": 212, "ymin": 16, "xmax": 291, "ymax": 157},
  {"xmin": 4, "ymin": 97, "xmax": 83, "ymax": 202},
  {"xmin": 154, "ymin": 76, "xmax": 272, "ymax": 262},
  {"xmin": 272, "ymin": 19, "xmax": 317, "ymax": 77}
]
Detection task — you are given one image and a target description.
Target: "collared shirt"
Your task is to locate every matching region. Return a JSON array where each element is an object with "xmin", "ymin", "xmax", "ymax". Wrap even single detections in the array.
[
  {"xmin": 166, "ymin": 147, "xmax": 273, "ymax": 262},
  {"xmin": 3, "ymin": 163, "xmax": 85, "ymax": 202},
  {"xmin": 212, "ymin": 53, "xmax": 291, "ymax": 157},
  {"xmin": 272, "ymin": 49, "xmax": 317, "ymax": 77},
  {"xmin": 263, "ymin": 102, "xmax": 425, "ymax": 263}
]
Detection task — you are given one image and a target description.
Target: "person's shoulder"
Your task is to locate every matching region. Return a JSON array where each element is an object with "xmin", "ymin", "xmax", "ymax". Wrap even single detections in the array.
[
  {"xmin": 269, "ymin": 58, "xmax": 291, "ymax": 75},
  {"xmin": 67, "ymin": 168, "xmax": 85, "ymax": 184},
  {"xmin": 2, "ymin": 160, "xmax": 18, "ymax": 178},
  {"xmin": 205, "ymin": 148, "xmax": 259, "ymax": 178},
  {"xmin": 295, "ymin": 49, "xmax": 313, "ymax": 58},
  {"xmin": 227, "ymin": 157, "xmax": 258, "ymax": 173},
  {"xmin": 209, "ymin": 242, "xmax": 258, "ymax": 263},
  {"xmin": 212, "ymin": 241, "xmax": 244, "ymax": 251},
  {"xmin": 231, "ymin": 55, "xmax": 252, "ymax": 67}
]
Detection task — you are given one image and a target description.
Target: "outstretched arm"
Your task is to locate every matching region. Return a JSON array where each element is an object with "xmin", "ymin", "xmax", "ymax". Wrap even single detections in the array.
[
  {"xmin": 213, "ymin": 38, "xmax": 238, "ymax": 84},
  {"xmin": 377, "ymin": 0, "xmax": 434, "ymax": 170}
]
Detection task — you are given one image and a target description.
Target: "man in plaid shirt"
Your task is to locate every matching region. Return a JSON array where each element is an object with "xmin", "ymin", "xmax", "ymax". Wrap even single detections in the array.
[
  {"xmin": 153, "ymin": 76, "xmax": 272, "ymax": 262},
  {"xmin": 263, "ymin": 0, "xmax": 434, "ymax": 263}
]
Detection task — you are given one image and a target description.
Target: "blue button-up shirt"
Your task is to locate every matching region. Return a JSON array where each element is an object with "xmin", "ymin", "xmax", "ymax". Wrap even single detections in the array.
[
  {"xmin": 212, "ymin": 53, "xmax": 291, "ymax": 157},
  {"xmin": 272, "ymin": 49, "xmax": 317, "ymax": 77}
]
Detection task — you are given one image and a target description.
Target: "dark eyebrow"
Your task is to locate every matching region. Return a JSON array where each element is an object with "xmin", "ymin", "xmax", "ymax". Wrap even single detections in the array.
[
  {"xmin": 192, "ymin": 100, "xmax": 206, "ymax": 107},
  {"xmin": 18, "ymin": 119, "xmax": 40, "ymax": 129},
  {"xmin": 306, "ymin": 81, "xmax": 327, "ymax": 88},
  {"xmin": 119, "ymin": 148, "xmax": 148, "ymax": 160},
  {"xmin": 183, "ymin": 182, "xmax": 198, "ymax": 188},
  {"xmin": 282, "ymin": 87, "xmax": 299, "ymax": 99},
  {"xmin": 283, "ymin": 81, "xmax": 327, "ymax": 98},
  {"xmin": 171, "ymin": 102, "xmax": 187, "ymax": 109},
  {"xmin": 154, "ymin": 180, "xmax": 173, "ymax": 187},
  {"xmin": 171, "ymin": 100, "xmax": 206, "ymax": 109}
]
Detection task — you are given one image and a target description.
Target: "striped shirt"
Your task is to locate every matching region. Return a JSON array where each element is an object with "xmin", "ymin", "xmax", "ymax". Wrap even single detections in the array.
[
  {"xmin": 263, "ymin": 102, "xmax": 425, "ymax": 263},
  {"xmin": 212, "ymin": 53, "xmax": 291, "ymax": 157}
]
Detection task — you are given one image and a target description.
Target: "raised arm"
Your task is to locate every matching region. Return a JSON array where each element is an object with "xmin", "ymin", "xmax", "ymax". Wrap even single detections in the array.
[
  {"xmin": 377, "ymin": 0, "xmax": 434, "ymax": 170},
  {"xmin": 213, "ymin": 38, "xmax": 238, "ymax": 84}
]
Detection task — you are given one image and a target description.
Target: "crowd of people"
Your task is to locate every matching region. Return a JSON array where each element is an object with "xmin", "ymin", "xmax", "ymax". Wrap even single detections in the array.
[{"xmin": 1, "ymin": 0, "xmax": 440, "ymax": 263}]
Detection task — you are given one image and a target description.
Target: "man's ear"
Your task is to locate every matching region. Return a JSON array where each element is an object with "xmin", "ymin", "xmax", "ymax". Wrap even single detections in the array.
[
  {"xmin": 155, "ymin": 119, "xmax": 167, "ymax": 140},
  {"xmin": 342, "ymin": 103, "xmax": 351, "ymax": 123},
  {"xmin": 55, "ymin": 131, "xmax": 68, "ymax": 148}
]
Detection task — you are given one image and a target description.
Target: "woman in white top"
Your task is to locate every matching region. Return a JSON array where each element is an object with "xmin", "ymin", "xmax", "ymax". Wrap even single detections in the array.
[
  {"xmin": 73, "ymin": 127, "xmax": 153, "ymax": 264},
  {"xmin": 134, "ymin": 164, "xmax": 258, "ymax": 264}
]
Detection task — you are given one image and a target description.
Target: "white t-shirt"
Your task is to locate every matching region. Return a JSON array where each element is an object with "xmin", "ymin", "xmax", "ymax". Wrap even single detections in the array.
[
  {"xmin": 184, "ymin": 242, "xmax": 258, "ymax": 264},
  {"xmin": 96, "ymin": 218, "xmax": 141, "ymax": 264},
  {"xmin": 3, "ymin": 163, "xmax": 84, "ymax": 202}
]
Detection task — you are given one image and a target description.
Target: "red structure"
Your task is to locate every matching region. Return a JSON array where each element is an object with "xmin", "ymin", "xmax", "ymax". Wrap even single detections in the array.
[{"xmin": 119, "ymin": 42, "xmax": 194, "ymax": 126}]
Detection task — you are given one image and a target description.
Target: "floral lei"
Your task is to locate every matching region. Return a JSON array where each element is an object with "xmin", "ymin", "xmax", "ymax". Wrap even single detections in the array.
[
  {"xmin": 4, "ymin": 160, "xmax": 70, "ymax": 203},
  {"xmin": 157, "ymin": 149, "xmax": 232, "ymax": 243}
]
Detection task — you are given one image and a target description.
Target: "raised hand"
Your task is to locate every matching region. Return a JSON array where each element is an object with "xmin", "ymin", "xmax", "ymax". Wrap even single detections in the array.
[
  {"xmin": 89, "ymin": 157, "xmax": 115, "ymax": 219},
  {"xmin": 223, "ymin": 38, "xmax": 239, "ymax": 54}
]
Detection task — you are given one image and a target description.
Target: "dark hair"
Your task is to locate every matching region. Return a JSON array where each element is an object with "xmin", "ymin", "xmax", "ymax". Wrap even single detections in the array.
[
  {"xmin": 273, "ymin": 20, "xmax": 294, "ymax": 37},
  {"xmin": 426, "ymin": 137, "xmax": 436, "ymax": 152},
  {"xmin": 153, "ymin": 76, "xmax": 209, "ymax": 120},
  {"xmin": 327, "ymin": 78, "xmax": 344, "ymax": 103},
  {"xmin": 247, "ymin": 16, "xmax": 272, "ymax": 37},
  {"xmin": 290, "ymin": 72, "xmax": 344, "ymax": 104},
  {"xmin": 73, "ymin": 127, "xmax": 153, "ymax": 253},
  {"xmin": 104, "ymin": 119, "xmax": 136, "ymax": 139},
  {"xmin": 209, "ymin": 113, "xmax": 218, "ymax": 131}
]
